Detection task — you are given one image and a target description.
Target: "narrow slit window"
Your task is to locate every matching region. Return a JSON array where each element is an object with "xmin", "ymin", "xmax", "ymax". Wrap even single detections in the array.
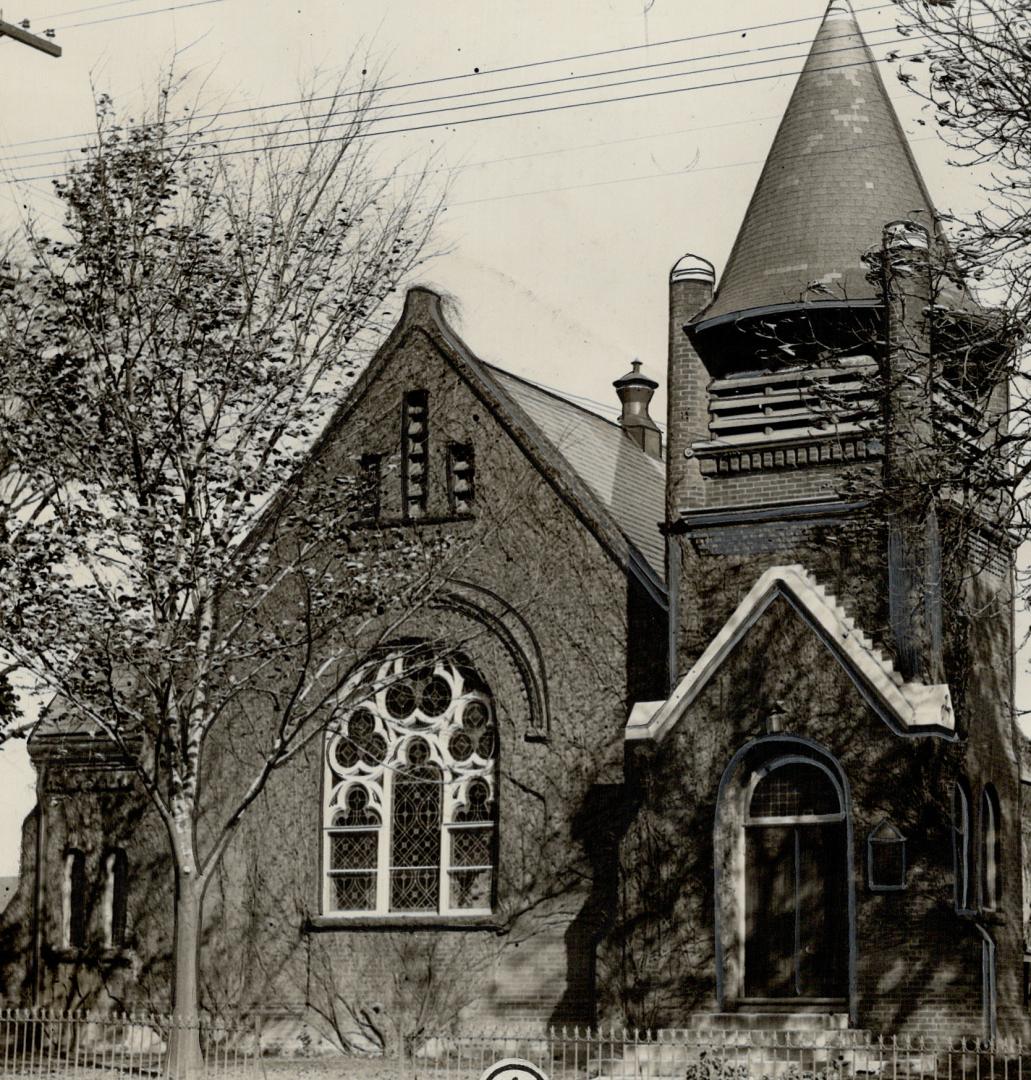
[
  {"xmin": 448, "ymin": 443, "xmax": 475, "ymax": 515},
  {"xmin": 104, "ymin": 849, "xmax": 128, "ymax": 949},
  {"xmin": 952, "ymin": 780, "xmax": 973, "ymax": 912},
  {"xmin": 402, "ymin": 390, "xmax": 429, "ymax": 519},
  {"xmin": 63, "ymin": 849, "xmax": 87, "ymax": 949},
  {"xmin": 981, "ymin": 785, "xmax": 1001, "ymax": 910}
]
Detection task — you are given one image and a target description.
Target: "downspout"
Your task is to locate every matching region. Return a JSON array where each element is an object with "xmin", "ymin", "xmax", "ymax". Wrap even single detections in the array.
[{"xmin": 31, "ymin": 766, "xmax": 46, "ymax": 1006}]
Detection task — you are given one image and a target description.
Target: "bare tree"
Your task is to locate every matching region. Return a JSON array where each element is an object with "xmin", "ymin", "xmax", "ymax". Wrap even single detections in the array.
[{"xmin": 0, "ymin": 70, "xmax": 444, "ymax": 1073}]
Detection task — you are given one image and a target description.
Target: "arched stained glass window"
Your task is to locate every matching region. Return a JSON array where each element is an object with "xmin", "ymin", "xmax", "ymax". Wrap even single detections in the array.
[
  {"xmin": 323, "ymin": 649, "xmax": 497, "ymax": 916},
  {"xmin": 952, "ymin": 780, "xmax": 973, "ymax": 912},
  {"xmin": 981, "ymin": 785, "xmax": 1001, "ymax": 911}
]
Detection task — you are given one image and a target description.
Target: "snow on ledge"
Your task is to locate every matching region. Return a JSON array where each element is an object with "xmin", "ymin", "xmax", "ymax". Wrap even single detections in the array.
[{"xmin": 627, "ymin": 564, "xmax": 954, "ymax": 744}]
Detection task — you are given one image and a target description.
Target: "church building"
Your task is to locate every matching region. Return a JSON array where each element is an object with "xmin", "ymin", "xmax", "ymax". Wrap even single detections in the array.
[{"xmin": 2, "ymin": 0, "xmax": 1026, "ymax": 1044}]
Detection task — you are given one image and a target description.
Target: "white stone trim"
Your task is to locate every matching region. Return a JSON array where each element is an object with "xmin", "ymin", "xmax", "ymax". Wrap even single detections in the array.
[{"xmin": 626, "ymin": 564, "xmax": 954, "ymax": 743}]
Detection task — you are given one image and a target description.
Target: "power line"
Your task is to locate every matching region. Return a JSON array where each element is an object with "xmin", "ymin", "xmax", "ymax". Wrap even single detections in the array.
[
  {"xmin": 0, "ymin": 47, "xmax": 937, "ymax": 185},
  {"xmin": 0, "ymin": 2, "xmax": 900, "ymax": 153},
  {"xmin": 49, "ymin": 0, "xmax": 225, "ymax": 30},
  {"xmin": 0, "ymin": 16, "xmax": 923, "ymax": 169},
  {"xmin": 37, "ymin": 0, "xmax": 153, "ymax": 20},
  {"xmin": 0, "ymin": 34, "xmax": 943, "ymax": 183}
]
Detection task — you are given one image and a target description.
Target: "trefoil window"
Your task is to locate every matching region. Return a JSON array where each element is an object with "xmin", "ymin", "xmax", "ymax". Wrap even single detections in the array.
[{"xmin": 323, "ymin": 649, "xmax": 497, "ymax": 917}]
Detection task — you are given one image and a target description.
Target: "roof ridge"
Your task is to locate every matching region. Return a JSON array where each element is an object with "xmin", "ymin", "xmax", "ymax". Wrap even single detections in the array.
[{"xmin": 484, "ymin": 362, "xmax": 627, "ymax": 434}]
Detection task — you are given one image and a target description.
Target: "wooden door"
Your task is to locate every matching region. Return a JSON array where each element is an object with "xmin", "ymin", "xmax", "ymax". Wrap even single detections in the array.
[{"xmin": 745, "ymin": 820, "xmax": 847, "ymax": 999}]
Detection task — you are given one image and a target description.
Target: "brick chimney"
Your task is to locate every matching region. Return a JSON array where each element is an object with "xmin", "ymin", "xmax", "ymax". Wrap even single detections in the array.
[
  {"xmin": 614, "ymin": 361, "xmax": 662, "ymax": 460},
  {"xmin": 667, "ymin": 254, "xmax": 715, "ymax": 515},
  {"xmin": 880, "ymin": 219, "xmax": 945, "ymax": 685}
]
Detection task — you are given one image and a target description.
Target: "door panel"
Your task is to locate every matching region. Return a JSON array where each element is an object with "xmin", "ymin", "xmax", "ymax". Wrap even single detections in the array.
[
  {"xmin": 745, "ymin": 825, "xmax": 796, "ymax": 998},
  {"xmin": 796, "ymin": 822, "xmax": 847, "ymax": 997},
  {"xmin": 744, "ymin": 822, "xmax": 847, "ymax": 999}
]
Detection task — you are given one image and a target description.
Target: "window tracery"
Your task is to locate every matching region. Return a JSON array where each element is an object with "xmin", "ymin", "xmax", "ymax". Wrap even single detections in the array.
[{"xmin": 323, "ymin": 650, "xmax": 497, "ymax": 916}]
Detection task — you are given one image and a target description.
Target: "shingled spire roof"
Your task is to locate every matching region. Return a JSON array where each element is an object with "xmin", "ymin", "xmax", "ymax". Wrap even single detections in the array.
[{"xmin": 705, "ymin": 0, "xmax": 938, "ymax": 320}]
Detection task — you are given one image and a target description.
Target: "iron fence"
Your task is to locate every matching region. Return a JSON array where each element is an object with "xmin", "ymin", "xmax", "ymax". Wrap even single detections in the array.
[
  {"xmin": 0, "ymin": 1011, "xmax": 1025, "ymax": 1080},
  {"xmin": 402, "ymin": 1028, "xmax": 1028, "ymax": 1080},
  {"xmin": 0, "ymin": 1007, "xmax": 259, "ymax": 1077}
]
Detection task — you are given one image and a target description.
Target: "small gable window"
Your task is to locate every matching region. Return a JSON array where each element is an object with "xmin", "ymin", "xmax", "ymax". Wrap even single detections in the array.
[
  {"xmin": 867, "ymin": 820, "xmax": 907, "ymax": 891},
  {"xmin": 402, "ymin": 390, "xmax": 429, "ymax": 519},
  {"xmin": 447, "ymin": 442, "xmax": 475, "ymax": 515},
  {"xmin": 981, "ymin": 784, "xmax": 1001, "ymax": 910},
  {"xmin": 63, "ymin": 849, "xmax": 87, "ymax": 949},
  {"xmin": 952, "ymin": 780, "xmax": 974, "ymax": 912}
]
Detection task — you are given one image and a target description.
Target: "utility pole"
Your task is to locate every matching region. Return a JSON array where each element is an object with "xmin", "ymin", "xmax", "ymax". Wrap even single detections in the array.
[{"xmin": 0, "ymin": 16, "xmax": 61, "ymax": 57}]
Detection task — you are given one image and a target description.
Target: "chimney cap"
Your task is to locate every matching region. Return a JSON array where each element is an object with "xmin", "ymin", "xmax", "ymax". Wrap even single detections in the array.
[
  {"xmin": 671, "ymin": 253, "xmax": 716, "ymax": 285},
  {"xmin": 614, "ymin": 359, "xmax": 659, "ymax": 391}
]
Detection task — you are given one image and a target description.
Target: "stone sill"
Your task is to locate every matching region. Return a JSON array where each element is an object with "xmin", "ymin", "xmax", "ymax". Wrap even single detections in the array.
[
  {"xmin": 49, "ymin": 946, "xmax": 135, "ymax": 966},
  {"xmin": 305, "ymin": 915, "xmax": 502, "ymax": 934}
]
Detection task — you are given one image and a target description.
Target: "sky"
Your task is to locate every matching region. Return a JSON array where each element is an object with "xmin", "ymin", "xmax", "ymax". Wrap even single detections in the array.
[{"xmin": 0, "ymin": 0, "xmax": 1001, "ymax": 876}]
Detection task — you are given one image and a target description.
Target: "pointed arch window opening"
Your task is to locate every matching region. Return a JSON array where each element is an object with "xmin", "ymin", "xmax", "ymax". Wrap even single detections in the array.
[
  {"xmin": 981, "ymin": 784, "xmax": 1001, "ymax": 912},
  {"xmin": 323, "ymin": 650, "xmax": 497, "ymax": 917},
  {"xmin": 103, "ymin": 848, "xmax": 129, "ymax": 950},
  {"xmin": 952, "ymin": 780, "xmax": 975, "ymax": 914},
  {"xmin": 62, "ymin": 849, "xmax": 87, "ymax": 950}
]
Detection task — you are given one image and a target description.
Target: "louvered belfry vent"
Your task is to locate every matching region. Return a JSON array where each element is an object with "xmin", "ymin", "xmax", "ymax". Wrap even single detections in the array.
[{"xmin": 705, "ymin": 360, "xmax": 879, "ymax": 446}]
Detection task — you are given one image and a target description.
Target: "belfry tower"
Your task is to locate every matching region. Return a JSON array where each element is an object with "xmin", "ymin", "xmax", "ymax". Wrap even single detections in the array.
[{"xmin": 618, "ymin": 0, "xmax": 1024, "ymax": 1040}]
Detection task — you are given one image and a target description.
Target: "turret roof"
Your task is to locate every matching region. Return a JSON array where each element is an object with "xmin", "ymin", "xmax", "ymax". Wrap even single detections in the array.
[{"xmin": 706, "ymin": 0, "xmax": 939, "ymax": 320}]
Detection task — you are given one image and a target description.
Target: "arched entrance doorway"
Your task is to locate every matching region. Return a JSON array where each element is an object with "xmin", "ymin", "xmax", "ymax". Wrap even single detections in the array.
[
  {"xmin": 744, "ymin": 758, "xmax": 847, "ymax": 999},
  {"xmin": 715, "ymin": 738, "xmax": 853, "ymax": 1013}
]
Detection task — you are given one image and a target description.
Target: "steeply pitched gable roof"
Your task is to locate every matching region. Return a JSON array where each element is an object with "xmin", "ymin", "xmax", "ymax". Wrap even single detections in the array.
[
  {"xmin": 706, "ymin": 0, "xmax": 941, "ymax": 319},
  {"xmin": 626, "ymin": 563, "xmax": 954, "ymax": 743},
  {"xmin": 322, "ymin": 288, "xmax": 666, "ymax": 594},
  {"xmin": 488, "ymin": 366, "xmax": 666, "ymax": 578}
]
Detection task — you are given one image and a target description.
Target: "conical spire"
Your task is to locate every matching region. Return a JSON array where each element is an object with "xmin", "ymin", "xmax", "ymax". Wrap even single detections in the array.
[{"xmin": 705, "ymin": 0, "xmax": 938, "ymax": 320}]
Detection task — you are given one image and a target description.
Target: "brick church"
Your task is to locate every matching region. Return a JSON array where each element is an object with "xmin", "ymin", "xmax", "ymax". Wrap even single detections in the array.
[{"xmin": 2, "ymin": 0, "xmax": 1027, "ymax": 1043}]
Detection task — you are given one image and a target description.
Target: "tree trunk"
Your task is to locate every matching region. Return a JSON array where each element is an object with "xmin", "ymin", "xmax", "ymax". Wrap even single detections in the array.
[{"xmin": 167, "ymin": 873, "xmax": 204, "ymax": 1079}]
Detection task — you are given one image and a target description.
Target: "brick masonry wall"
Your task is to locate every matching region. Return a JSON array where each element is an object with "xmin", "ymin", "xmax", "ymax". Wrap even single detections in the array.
[
  {"xmin": 609, "ymin": 590, "xmax": 1021, "ymax": 1037},
  {"xmin": 1, "ymin": 310, "xmax": 665, "ymax": 1038}
]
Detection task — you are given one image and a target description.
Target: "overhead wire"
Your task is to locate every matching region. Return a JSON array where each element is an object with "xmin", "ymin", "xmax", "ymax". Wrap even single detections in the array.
[
  {"xmin": 0, "ymin": 16, "xmax": 927, "ymax": 169},
  {"xmin": 0, "ymin": 31, "xmax": 952, "ymax": 185},
  {"xmin": 36, "ymin": 0, "xmax": 154, "ymax": 20},
  {"xmin": 0, "ymin": 2, "xmax": 900, "ymax": 153},
  {"xmin": 49, "ymin": 0, "xmax": 225, "ymax": 30}
]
